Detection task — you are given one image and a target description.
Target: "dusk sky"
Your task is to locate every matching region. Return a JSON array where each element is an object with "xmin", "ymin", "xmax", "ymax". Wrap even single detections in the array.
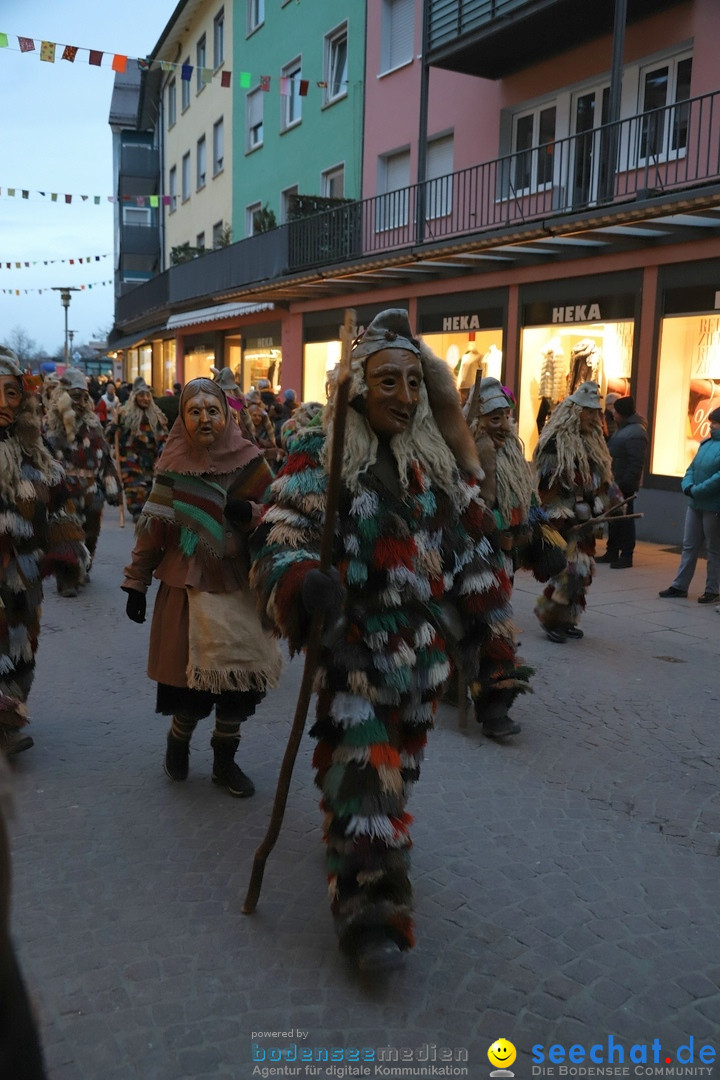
[{"xmin": 0, "ymin": 1, "xmax": 171, "ymax": 356}]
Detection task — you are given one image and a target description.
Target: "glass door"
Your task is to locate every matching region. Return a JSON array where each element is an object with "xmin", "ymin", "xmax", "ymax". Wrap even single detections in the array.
[{"xmin": 571, "ymin": 86, "xmax": 610, "ymax": 207}]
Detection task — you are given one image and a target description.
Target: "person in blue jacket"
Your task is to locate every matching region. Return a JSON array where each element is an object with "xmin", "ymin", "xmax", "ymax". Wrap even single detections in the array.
[{"xmin": 659, "ymin": 405, "xmax": 720, "ymax": 603}]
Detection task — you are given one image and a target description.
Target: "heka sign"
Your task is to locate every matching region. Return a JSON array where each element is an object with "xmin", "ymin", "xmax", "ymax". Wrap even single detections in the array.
[
  {"xmin": 552, "ymin": 304, "xmax": 601, "ymax": 323},
  {"xmin": 442, "ymin": 314, "xmax": 483, "ymax": 331}
]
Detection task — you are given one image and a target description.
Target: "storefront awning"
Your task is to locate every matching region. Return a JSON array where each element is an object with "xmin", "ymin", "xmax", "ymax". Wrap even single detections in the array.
[
  {"xmin": 106, "ymin": 325, "xmax": 169, "ymax": 351},
  {"xmin": 166, "ymin": 301, "xmax": 274, "ymax": 330}
]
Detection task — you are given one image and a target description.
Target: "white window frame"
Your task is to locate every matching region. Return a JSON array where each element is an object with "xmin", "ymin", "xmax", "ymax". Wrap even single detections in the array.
[
  {"xmin": 636, "ymin": 51, "xmax": 693, "ymax": 165},
  {"xmin": 246, "ymin": 200, "xmax": 262, "ymax": 237},
  {"xmin": 196, "ymin": 135, "xmax": 207, "ymax": 190},
  {"xmin": 281, "ymin": 185, "xmax": 299, "ymax": 224},
  {"xmin": 281, "ymin": 57, "xmax": 303, "ymax": 130},
  {"xmin": 213, "ymin": 117, "xmax": 224, "ymax": 175},
  {"xmin": 196, "ymin": 35, "xmax": 207, "ymax": 93},
  {"xmin": 168, "ymin": 165, "xmax": 177, "ymax": 213},
  {"xmin": 123, "ymin": 206, "xmax": 152, "ymax": 227},
  {"xmin": 324, "ymin": 22, "xmax": 348, "ymax": 106},
  {"xmin": 510, "ymin": 102, "xmax": 557, "ymax": 196},
  {"xmin": 426, "ymin": 134, "xmax": 454, "ymax": 219},
  {"xmin": 212, "ymin": 220, "xmax": 225, "ymax": 247},
  {"xmin": 322, "ymin": 164, "xmax": 345, "ymax": 199},
  {"xmin": 247, "ymin": 0, "xmax": 264, "ymax": 35},
  {"xmin": 380, "ymin": 0, "xmax": 414, "ymax": 76},
  {"xmin": 246, "ymin": 87, "xmax": 264, "ymax": 151},
  {"xmin": 376, "ymin": 148, "xmax": 410, "ymax": 231},
  {"xmin": 167, "ymin": 78, "xmax": 176, "ymax": 129},
  {"xmin": 181, "ymin": 58, "xmax": 191, "ymax": 111},
  {"xmin": 181, "ymin": 152, "xmax": 191, "ymax": 202},
  {"xmin": 213, "ymin": 9, "xmax": 224, "ymax": 70}
]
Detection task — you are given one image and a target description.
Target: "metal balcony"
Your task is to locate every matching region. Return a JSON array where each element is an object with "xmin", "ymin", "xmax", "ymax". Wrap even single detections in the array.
[
  {"xmin": 118, "ymin": 144, "xmax": 160, "ymax": 197},
  {"xmin": 427, "ymin": 0, "xmax": 684, "ymax": 78}
]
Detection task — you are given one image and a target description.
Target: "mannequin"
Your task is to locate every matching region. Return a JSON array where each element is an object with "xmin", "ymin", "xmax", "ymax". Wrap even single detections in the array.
[
  {"xmin": 482, "ymin": 343, "xmax": 503, "ymax": 381},
  {"xmin": 536, "ymin": 337, "xmax": 566, "ymax": 433},
  {"xmin": 567, "ymin": 338, "xmax": 602, "ymax": 395},
  {"xmin": 456, "ymin": 346, "xmax": 484, "ymax": 405}
]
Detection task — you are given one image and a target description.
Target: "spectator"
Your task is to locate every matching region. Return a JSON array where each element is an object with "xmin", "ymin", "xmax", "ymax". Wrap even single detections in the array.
[
  {"xmin": 597, "ymin": 396, "xmax": 648, "ymax": 569},
  {"xmin": 95, "ymin": 380, "xmax": 120, "ymax": 428},
  {"xmin": 659, "ymin": 406, "xmax": 720, "ymax": 603}
]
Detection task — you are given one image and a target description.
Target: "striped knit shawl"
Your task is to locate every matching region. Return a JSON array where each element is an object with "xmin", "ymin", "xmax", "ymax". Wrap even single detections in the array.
[{"xmin": 141, "ymin": 470, "xmax": 228, "ymax": 558}]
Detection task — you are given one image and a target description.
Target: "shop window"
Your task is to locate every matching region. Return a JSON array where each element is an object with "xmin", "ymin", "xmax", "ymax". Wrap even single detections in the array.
[
  {"xmin": 638, "ymin": 54, "xmax": 692, "ymax": 162},
  {"xmin": 380, "ymin": 0, "xmax": 413, "ymax": 75},
  {"xmin": 517, "ymin": 320, "xmax": 634, "ymax": 459},
  {"xmin": 420, "ymin": 329, "xmax": 503, "ymax": 407},
  {"xmin": 376, "ymin": 148, "xmax": 410, "ymax": 231},
  {"xmin": 324, "ymin": 23, "xmax": 348, "ymax": 105},
  {"xmin": 653, "ymin": 313, "xmax": 720, "ymax": 477}
]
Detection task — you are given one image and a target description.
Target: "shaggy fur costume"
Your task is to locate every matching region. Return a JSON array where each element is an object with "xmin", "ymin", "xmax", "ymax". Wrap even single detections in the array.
[
  {"xmin": 45, "ymin": 390, "xmax": 120, "ymax": 588},
  {"xmin": 0, "ymin": 395, "xmax": 85, "ymax": 743},
  {"xmin": 112, "ymin": 395, "xmax": 168, "ymax": 520},
  {"xmin": 250, "ymin": 377, "xmax": 530, "ymax": 952},
  {"xmin": 532, "ymin": 398, "xmax": 621, "ymax": 631}
]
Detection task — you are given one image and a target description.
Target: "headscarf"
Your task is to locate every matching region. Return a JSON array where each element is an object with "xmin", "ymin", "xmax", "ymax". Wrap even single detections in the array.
[{"xmin": 156, "ymin": 378, "xmax": 260, "ymax": 477}]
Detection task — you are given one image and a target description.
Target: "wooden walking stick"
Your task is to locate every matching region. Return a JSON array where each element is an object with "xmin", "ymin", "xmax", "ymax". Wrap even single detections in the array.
[
  {"xmin": 114, "ymin": 427, "xmax": 126, "ymax": 528},
  {"xmin": 242, "ymin": 307, "xmax": 357, "ymax": 916}
]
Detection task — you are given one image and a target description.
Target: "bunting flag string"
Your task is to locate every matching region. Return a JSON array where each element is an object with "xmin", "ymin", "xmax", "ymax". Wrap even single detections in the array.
[
  {"xmin": 0, "ymin": 188, "xmax": 171, "ymax": 207},
  {"xmin": 0, "ymin": 31, "xmax": 347, "ymax": 97},
  {"xmin": 1, "ymin": 279, "xmax": 112, "ymax": 296},
  {"xmin": 0, "ymin": 253, "xmax": 111, "ymax": 270}
]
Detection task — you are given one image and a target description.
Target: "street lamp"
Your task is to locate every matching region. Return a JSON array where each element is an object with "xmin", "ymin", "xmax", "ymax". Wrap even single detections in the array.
[
  {"xmin": 68, "ymin": 330, "xmax": 76, "ymax": 355},
  {"xmin": 51, "ymin": 287, "xmax": 80, "ymax": 365}
]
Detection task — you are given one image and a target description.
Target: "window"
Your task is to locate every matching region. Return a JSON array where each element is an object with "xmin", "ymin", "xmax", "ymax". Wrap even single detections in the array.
[
  {"xmin": 246, "ymin": 201, "xmax": 262, "ymax": 236},
  {"xmin": 281, "ymin": 185, "xmax": 299, "ymax": 223},
  {"xmin": 322, "ymin": 165, "xmax": 344, "ymax": 199},
  {"xmin": 212, "ymin": 220, "xmax": 225, "ymax": 247},
  {"xmin": 197, "ymin": 136, "xmax": 206, "ymax": 190},
  {"xmin": 213, "ymin": 9, "xmax": 224, "ymax": 69},
  {"xmin": 196, "ymin": 232, "xmax": 205, "ymax": 251},
  {"xmin": 247, "ymin": 0, "xmax": 264, "ymax": 34},
  {"xmin": 639, "ymin": 54, "xmax": 693, "ymax": 161},
  {"xmin": 511, "ymin": 104, "xmax": 556, "ymax": 194},
  {"xmin": 196, "ymin": 35, "xmax": 207, "ymax": 92},
  {"xmin": 167, "ymin": 79, "xmax": 176, "ymax": 128},
  {"xmin": 281, "ymin": 58, "xmax": 303, "ymax": 129},
  {"xmin": 213, "ymin": 118, "xmax": 224, "ymax": 175},
  {"xmin": 168, "ymin": 165, "xmax": 177, "ymax": 212},
  {"xmin": 181, "ymin": 57, "xmax": 191, "ymax": 111},
  {"xmin": 247, "ymin": 87, "xmax": 263, "ymax": 151},
  {"xmin": 182, "ymin": 152, "xmax": 191, "ymax": 202},
  {"xmin": 376, "ymin": 148, "xmax": 410, "ymax": 230},
  {"xmin": 324, "ymin": 23, "xmax": 348, "ymax": 104},
  {"xmin": 123, "ymin": 206, "xmax": 152, "ymax": 227},
  {"xmin": 380, "ymin": 0, "xmax": 414, "ymax": 75},
  {"xmin": 426, "ymin": 135, "xmax": 453, "ymax": 218}
]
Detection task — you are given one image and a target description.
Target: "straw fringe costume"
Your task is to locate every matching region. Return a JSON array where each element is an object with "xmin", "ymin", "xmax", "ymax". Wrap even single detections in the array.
[
  {"xmin": 532, "ymin": 385, "xmax": 621, "ymax": 636},
  {"xmin": 250, "ymin": 320, "xmax": 528, "ymax": 956},
  {"xmin": 0, "ymin": 359, "xmax": 85, "ymax": 752},
  {"xmin": 45, "ymin": 372, "xmax": 120, "ymax": 594}
]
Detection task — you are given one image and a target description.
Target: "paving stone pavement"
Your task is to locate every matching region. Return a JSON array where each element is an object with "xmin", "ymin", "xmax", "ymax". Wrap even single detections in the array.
[{"xmin": 5, "ymin": 515, "xmax": 720, "ymax": 1079}]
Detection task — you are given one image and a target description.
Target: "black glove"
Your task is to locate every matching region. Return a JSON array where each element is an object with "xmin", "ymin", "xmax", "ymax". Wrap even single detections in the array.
[
  {"xmin": 123, "ymin": 588, "xmax": 146, "ymax": 624},
  {"xmin": 225, "ymin": 499, "xmax": 254, "ymax": 526},
  {"xmin": 301, "ymin": 567, "xmax": 345, "ymax": 625}
]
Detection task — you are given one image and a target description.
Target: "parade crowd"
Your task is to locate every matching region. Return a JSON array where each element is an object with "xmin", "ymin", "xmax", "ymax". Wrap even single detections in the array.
[{"xmin": 2, "ymin": 309, "xmax": 720, "ymax": 1071}]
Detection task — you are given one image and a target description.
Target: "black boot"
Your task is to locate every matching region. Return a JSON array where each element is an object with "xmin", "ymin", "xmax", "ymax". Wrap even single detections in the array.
[
  {"xmin": 211, "ymin": 737, "xmax": 255, "ymax": 797},
  {"xmin": 476, "ymin": 689, "xmax": 521, "ymax": 739},
  {"xmin": 164, "ymin": 730, "xmax": 190, "ymax": 781}
]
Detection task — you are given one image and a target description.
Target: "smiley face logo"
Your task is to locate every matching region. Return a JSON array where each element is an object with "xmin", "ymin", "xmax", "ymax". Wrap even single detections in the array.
[{"xmin": 488, "ymin": 1039, "xmax": 517, "ymax": 1070}]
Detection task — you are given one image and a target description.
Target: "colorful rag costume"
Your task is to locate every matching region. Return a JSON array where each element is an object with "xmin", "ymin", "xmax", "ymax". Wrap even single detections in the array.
[
  {"xmin": 45, "ymin": 369, "xmax": 120, "ymax": 594},
  {"xmin": 0, "ymin": 354, "xmax": 85, "ymax": 753},
  {"xmin": 112, "ymin": 388, "xmax": 168, "ymax": 521},
  {"xmin": 533, "ymin": 382, "xmax": 621, "ymax": 636},
  {"xmin": 250, "ymin": 316, "xmax": 528, "ymax": 956},
  {"xmin": 122, "ymin": 380, "xmax": 280, "ymax": 788}
]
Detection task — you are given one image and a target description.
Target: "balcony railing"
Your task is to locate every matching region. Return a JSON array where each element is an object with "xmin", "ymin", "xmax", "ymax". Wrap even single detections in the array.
[
  {"xmin": 115, "ymin": 89, "xmax": 720, "ymax": 329},
  {"xmin": 288, "ymin": 88, "xmax": 720, "ymax": 271},
  {"xmin": 429, "ymin": 0, "xmax": 532, "ymax": 51}
]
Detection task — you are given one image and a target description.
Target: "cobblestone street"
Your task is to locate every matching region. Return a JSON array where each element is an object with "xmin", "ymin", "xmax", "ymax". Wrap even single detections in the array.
[{"xmin": 5, "ymin": 513, "xmax": 720, "ymax": 1079}]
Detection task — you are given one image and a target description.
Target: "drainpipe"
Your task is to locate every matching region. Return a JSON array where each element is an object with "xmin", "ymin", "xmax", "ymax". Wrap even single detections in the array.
[
  {"xmin": 601, "ymin": 0, "xmax": 627, "ymax": 202},
  {"xmin": 415, "ymin": 0, "xmax": 431, "ymax": 245}
]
